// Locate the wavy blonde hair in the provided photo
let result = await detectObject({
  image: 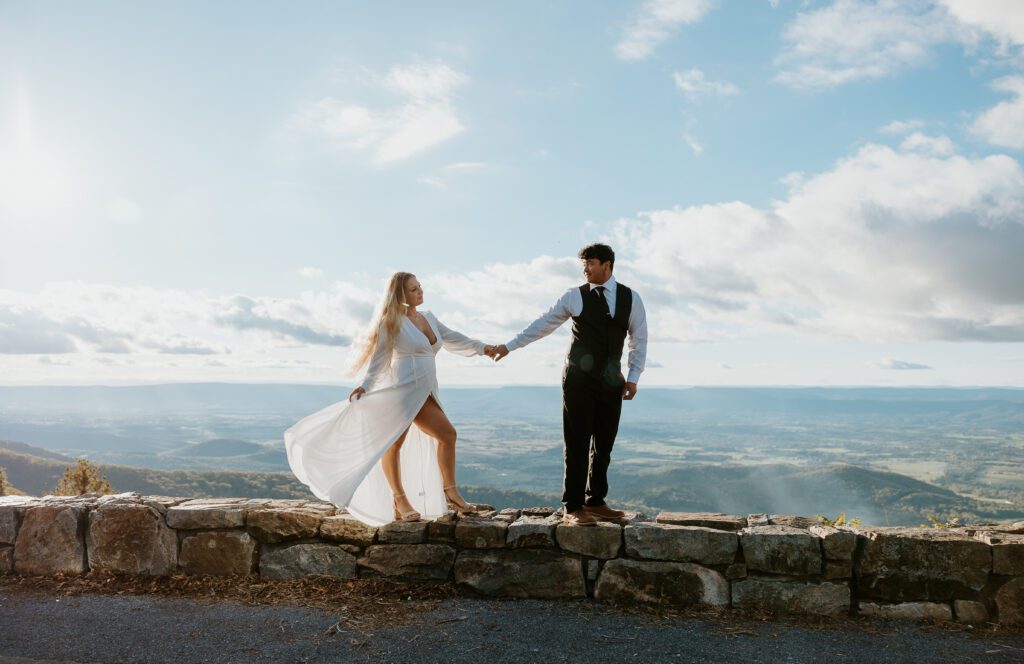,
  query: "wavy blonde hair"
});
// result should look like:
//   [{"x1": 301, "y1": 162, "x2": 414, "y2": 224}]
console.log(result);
[{"x1": 348, "y1": 271, "x2": 414, "y2": 376}]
